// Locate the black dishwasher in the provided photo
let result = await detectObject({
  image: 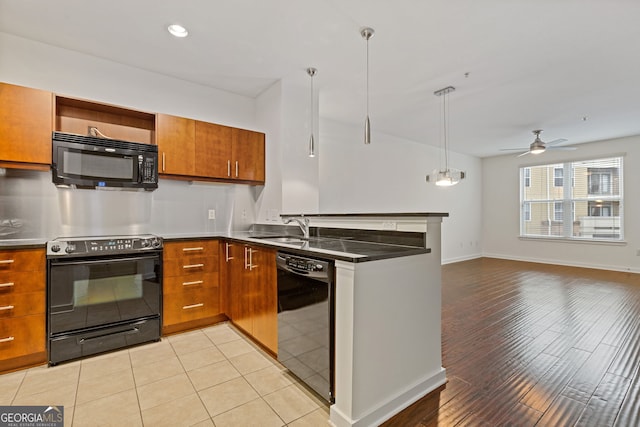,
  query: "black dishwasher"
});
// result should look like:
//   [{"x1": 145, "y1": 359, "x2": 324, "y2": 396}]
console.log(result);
[{"x1": 276, "y1": 251, "x2": 335, "y2": 403}]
